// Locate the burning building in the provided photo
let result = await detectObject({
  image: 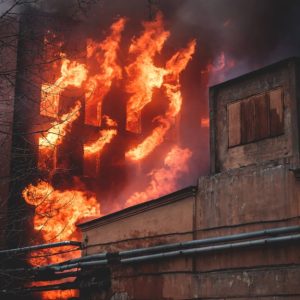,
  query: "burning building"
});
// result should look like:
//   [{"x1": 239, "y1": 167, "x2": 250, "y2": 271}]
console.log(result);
[{"x1": 1, "y1": 1, "x2": 300, "y2": 299}]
